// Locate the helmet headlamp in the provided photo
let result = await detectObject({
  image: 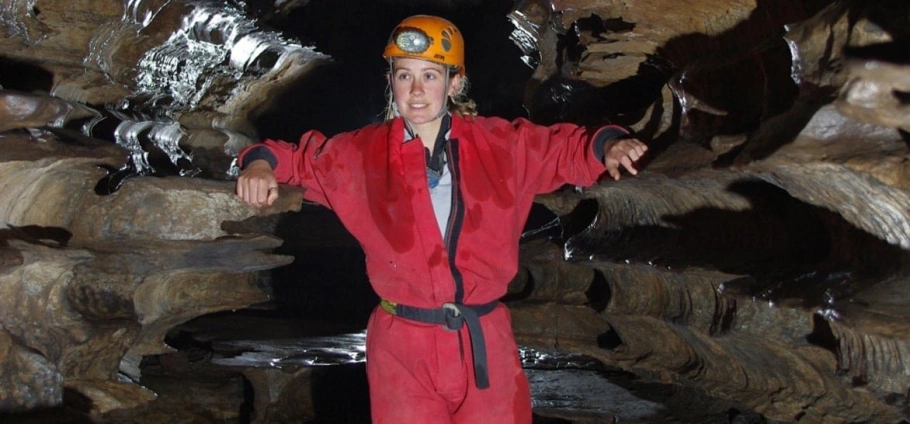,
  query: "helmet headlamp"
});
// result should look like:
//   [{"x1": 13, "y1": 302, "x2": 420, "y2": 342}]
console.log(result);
[{"x1": 393, "y1": 27, "x2": 431, "y2": 54}]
